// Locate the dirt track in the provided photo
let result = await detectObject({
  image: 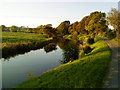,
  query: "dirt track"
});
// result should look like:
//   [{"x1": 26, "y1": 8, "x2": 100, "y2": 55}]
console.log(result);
[{"x1": 102, "y1": 38, "x2": 120, "y2": 88}]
